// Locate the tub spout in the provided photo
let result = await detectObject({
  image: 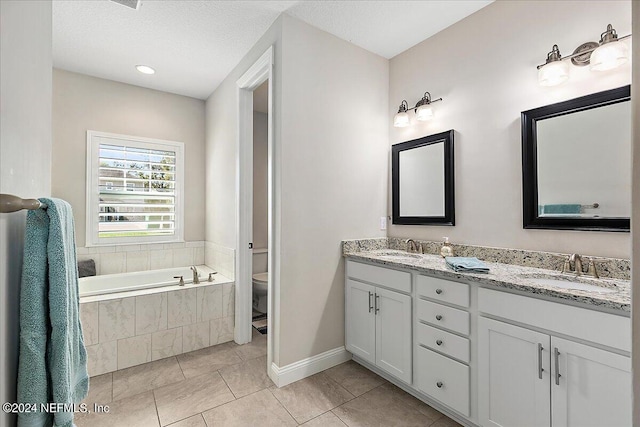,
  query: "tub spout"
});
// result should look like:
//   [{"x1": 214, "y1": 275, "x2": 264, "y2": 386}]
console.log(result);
[{"x1": 190, "y1": 266, "x2": 200, "y2": 284}]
